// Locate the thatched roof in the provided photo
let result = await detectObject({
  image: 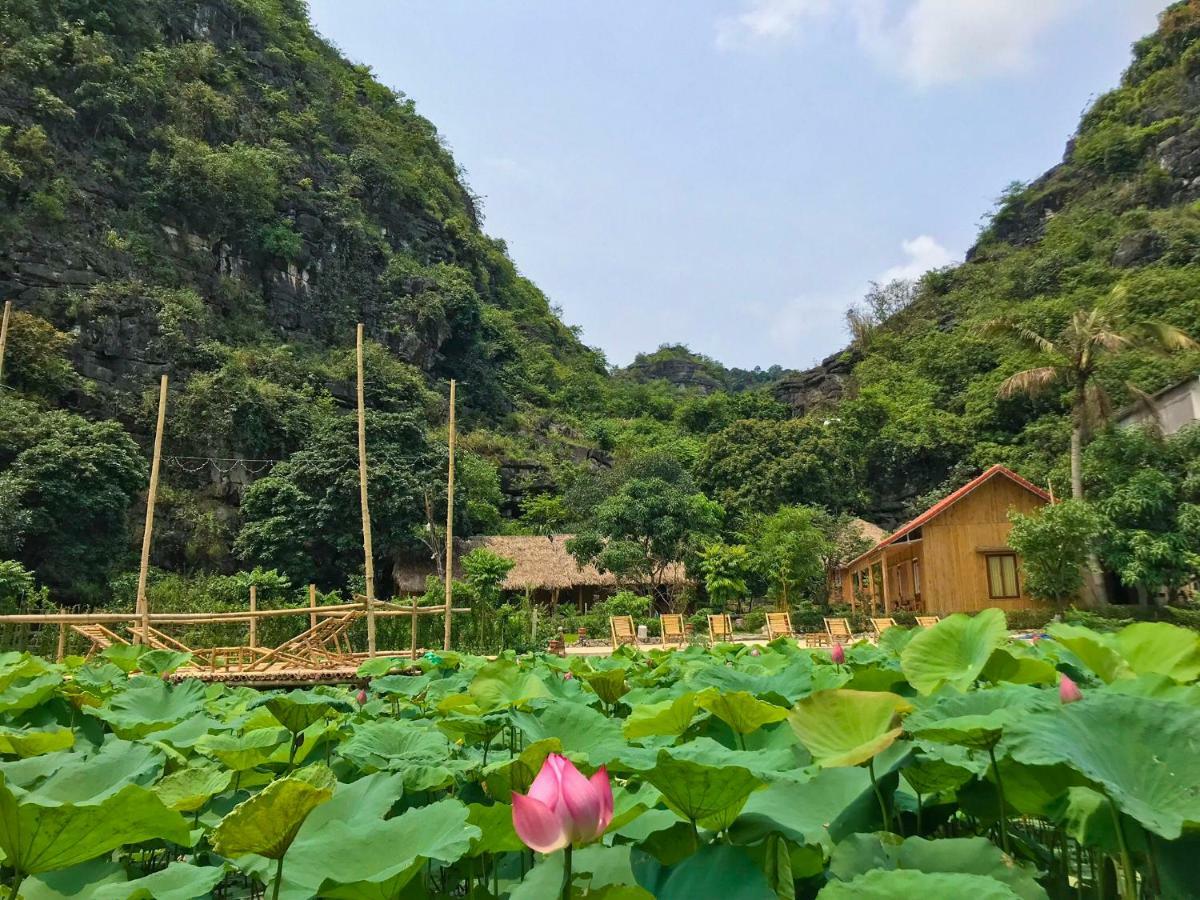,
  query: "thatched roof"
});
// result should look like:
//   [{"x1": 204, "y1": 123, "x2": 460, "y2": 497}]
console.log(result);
[
  {"x1": 393, "y1": 534, "x2": 689, "y2": 594},
  {"x1": 851, "y1": 518, "x2": 887, "y2": 545}
]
